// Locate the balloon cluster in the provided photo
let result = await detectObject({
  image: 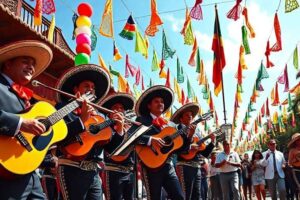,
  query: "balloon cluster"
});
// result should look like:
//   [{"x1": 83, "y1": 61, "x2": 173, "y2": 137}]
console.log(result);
[{"x1": 75, "y1": 3, "x2": 93, "y2": 66}]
